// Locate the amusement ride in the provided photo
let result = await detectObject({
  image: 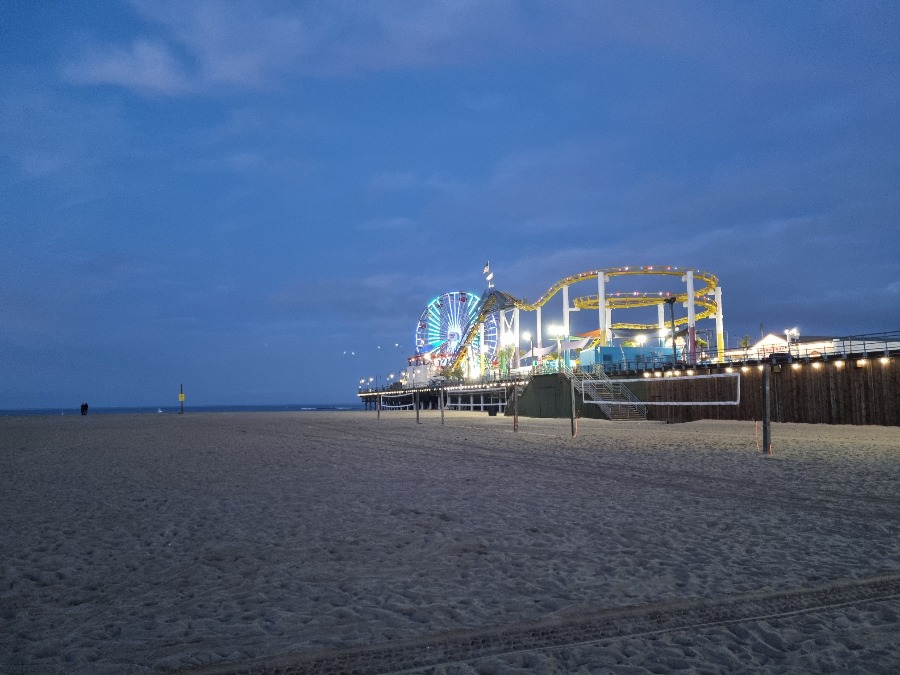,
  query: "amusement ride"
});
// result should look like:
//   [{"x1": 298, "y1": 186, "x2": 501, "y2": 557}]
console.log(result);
[{"x1": 405, "y1": 264, "x2": 726, "y2": 382}]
